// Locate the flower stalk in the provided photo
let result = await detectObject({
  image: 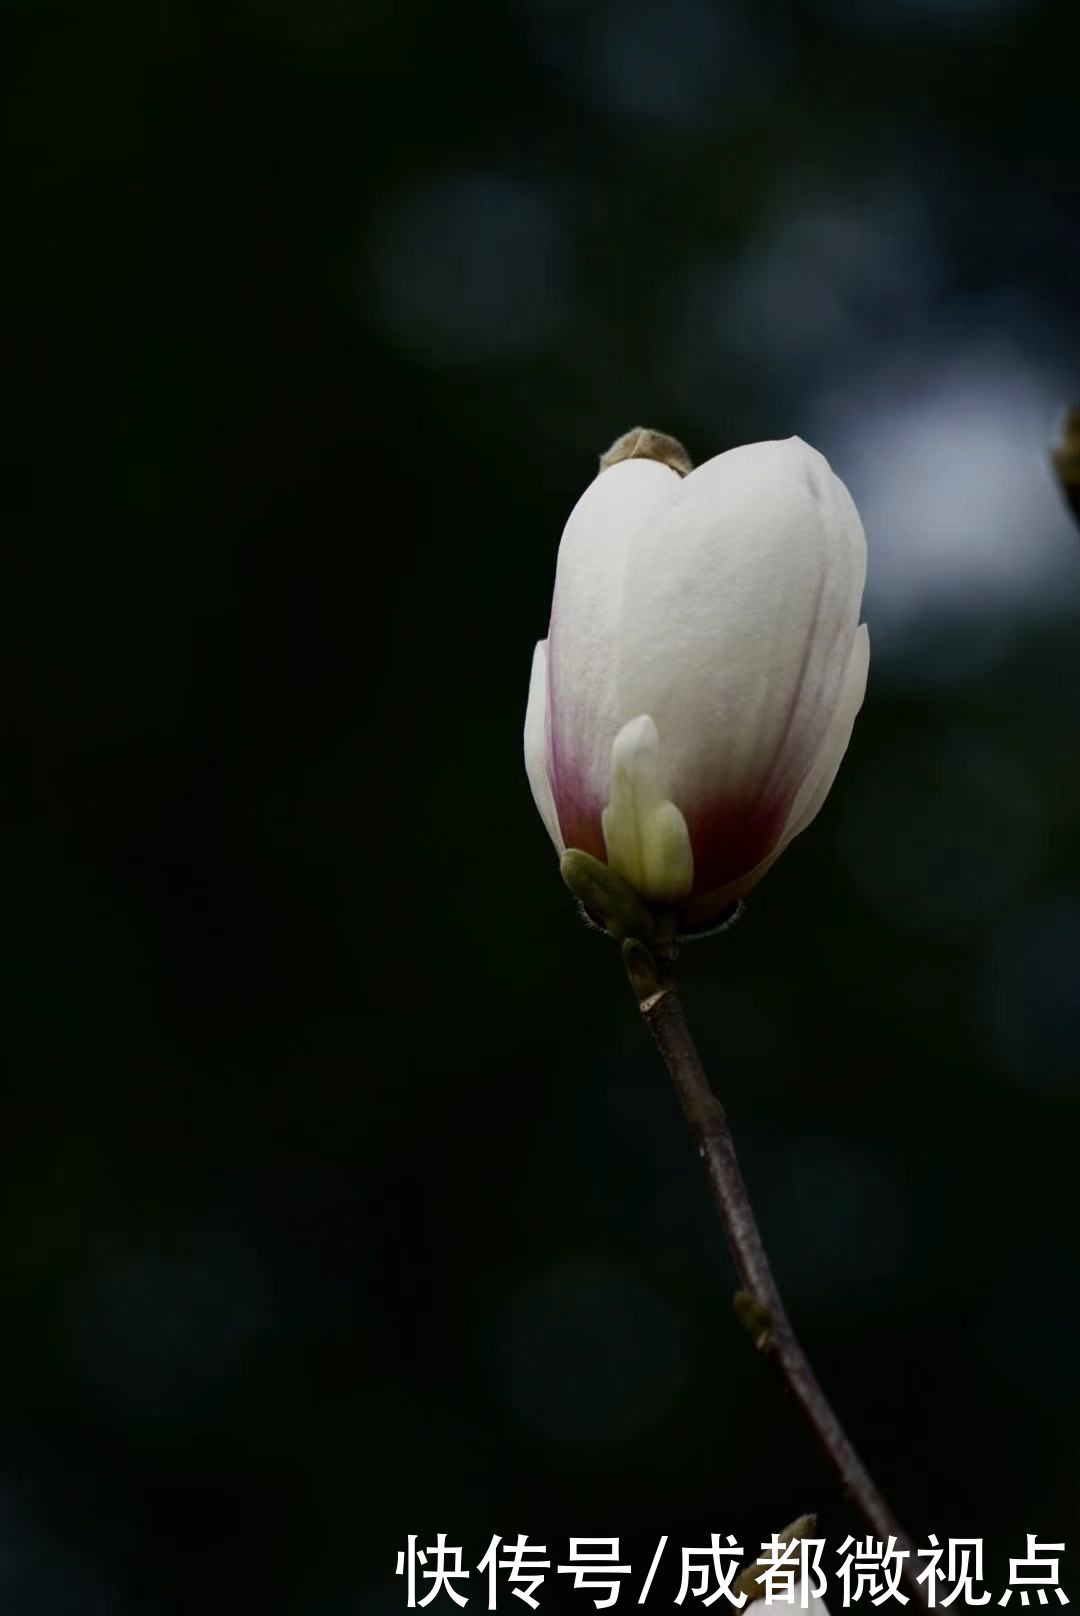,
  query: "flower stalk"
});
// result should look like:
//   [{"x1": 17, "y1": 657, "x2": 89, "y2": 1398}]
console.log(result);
[{"x1": 622, "y1": 931, "x2": 927, "y2": 1612}]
